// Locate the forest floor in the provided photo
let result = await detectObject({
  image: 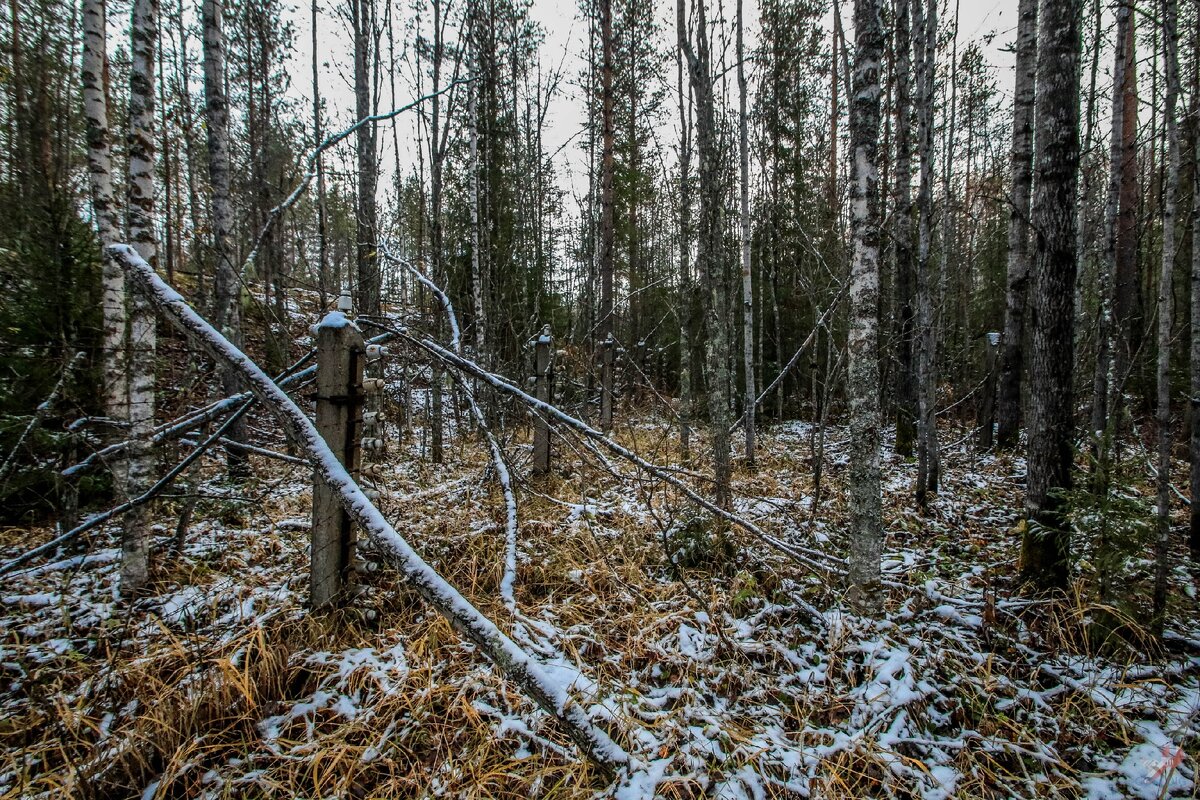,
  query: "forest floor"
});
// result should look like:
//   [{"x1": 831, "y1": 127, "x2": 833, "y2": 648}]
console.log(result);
[{"x1": 1, "y1": 303, "x2": 1199, "y2": 798}]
